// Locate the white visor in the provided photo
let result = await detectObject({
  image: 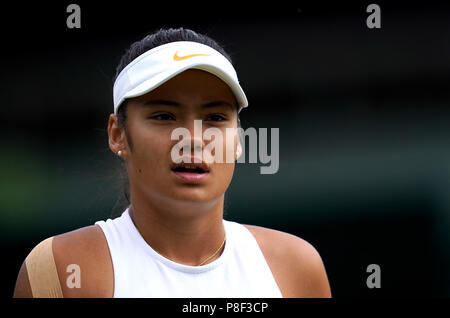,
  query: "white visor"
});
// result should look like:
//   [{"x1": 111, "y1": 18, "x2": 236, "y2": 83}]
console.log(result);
[{"x1": 113, "y1": 41, "x2": 248, "y2": 114}]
